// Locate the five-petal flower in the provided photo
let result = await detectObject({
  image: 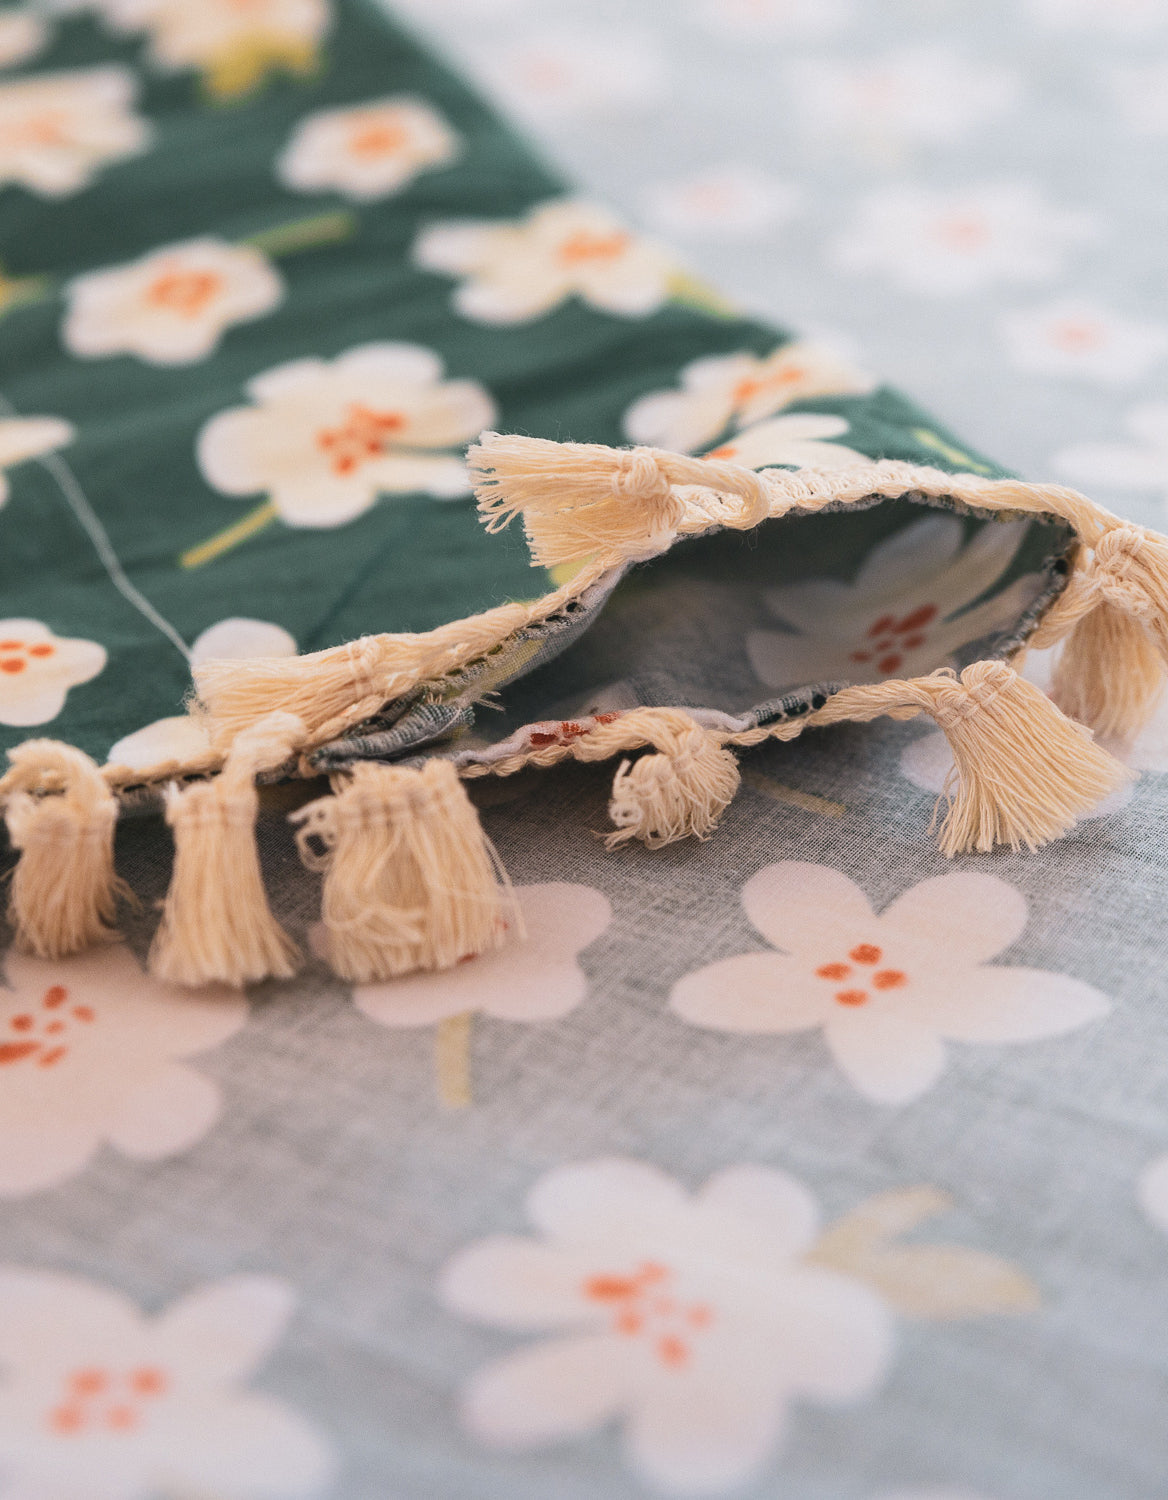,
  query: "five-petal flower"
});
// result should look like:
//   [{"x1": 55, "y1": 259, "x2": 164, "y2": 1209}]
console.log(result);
[
  {"x1": 278, "y1": 95, "x2": 460, "y2": 200},
  {"x1": 442, "y1": 1157, "x2": 893, "y2": 1495},
  {"x1": 624, "y1": 342, "x2": 875, "y2": 455},
  {"x1": 197, "y1": 341, "x2": 496, "y2": 527},
  {"x1": 63, "y1": 237, "x2": 284, "y2": 366},
  {"x1": 414, "y1": 198, "x2": 678, "y2": 324},
  {"x1": 0, "y1": 942, "x2": 245, "y2": 1196},
  {"x1": 671, "y1": 863, "x2": 1109, "y2": 1104},
  {"x1": 0, "y1": 1269, "x2": 334, "y2": 1496},
  {"x1": 0, "y1": 618, "x2": 105, "y2": 728},
  {"x1": 0, "y1": 66, "x2": 150, "y2": 197},
  {"x1": 746, "y1": 511, "x2": 1042, "y2": 693}
]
